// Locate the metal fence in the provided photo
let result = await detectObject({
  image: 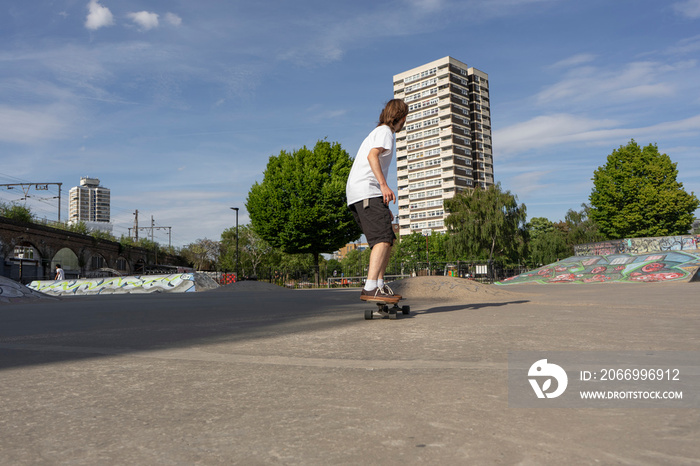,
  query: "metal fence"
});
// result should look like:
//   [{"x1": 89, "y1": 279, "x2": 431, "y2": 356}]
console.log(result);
[{"x1": 220, "y1": 261, "x2": 531, "y2": 288}]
